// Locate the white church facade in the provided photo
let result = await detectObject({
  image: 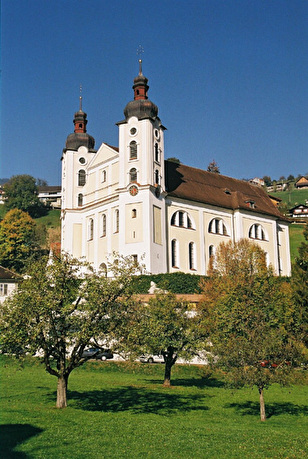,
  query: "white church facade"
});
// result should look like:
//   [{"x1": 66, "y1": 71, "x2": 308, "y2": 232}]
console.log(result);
[{"x1": 61, "y1": 61, "x2": 291, "y2": 277}]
